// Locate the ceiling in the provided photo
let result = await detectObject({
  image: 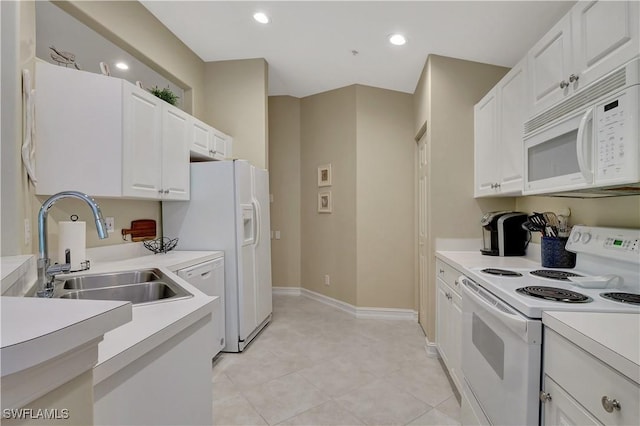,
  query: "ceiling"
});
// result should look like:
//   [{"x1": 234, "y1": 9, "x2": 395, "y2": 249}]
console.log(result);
[{"x1": 141, "y1": 1, "x2": 575, "y2": 98}]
